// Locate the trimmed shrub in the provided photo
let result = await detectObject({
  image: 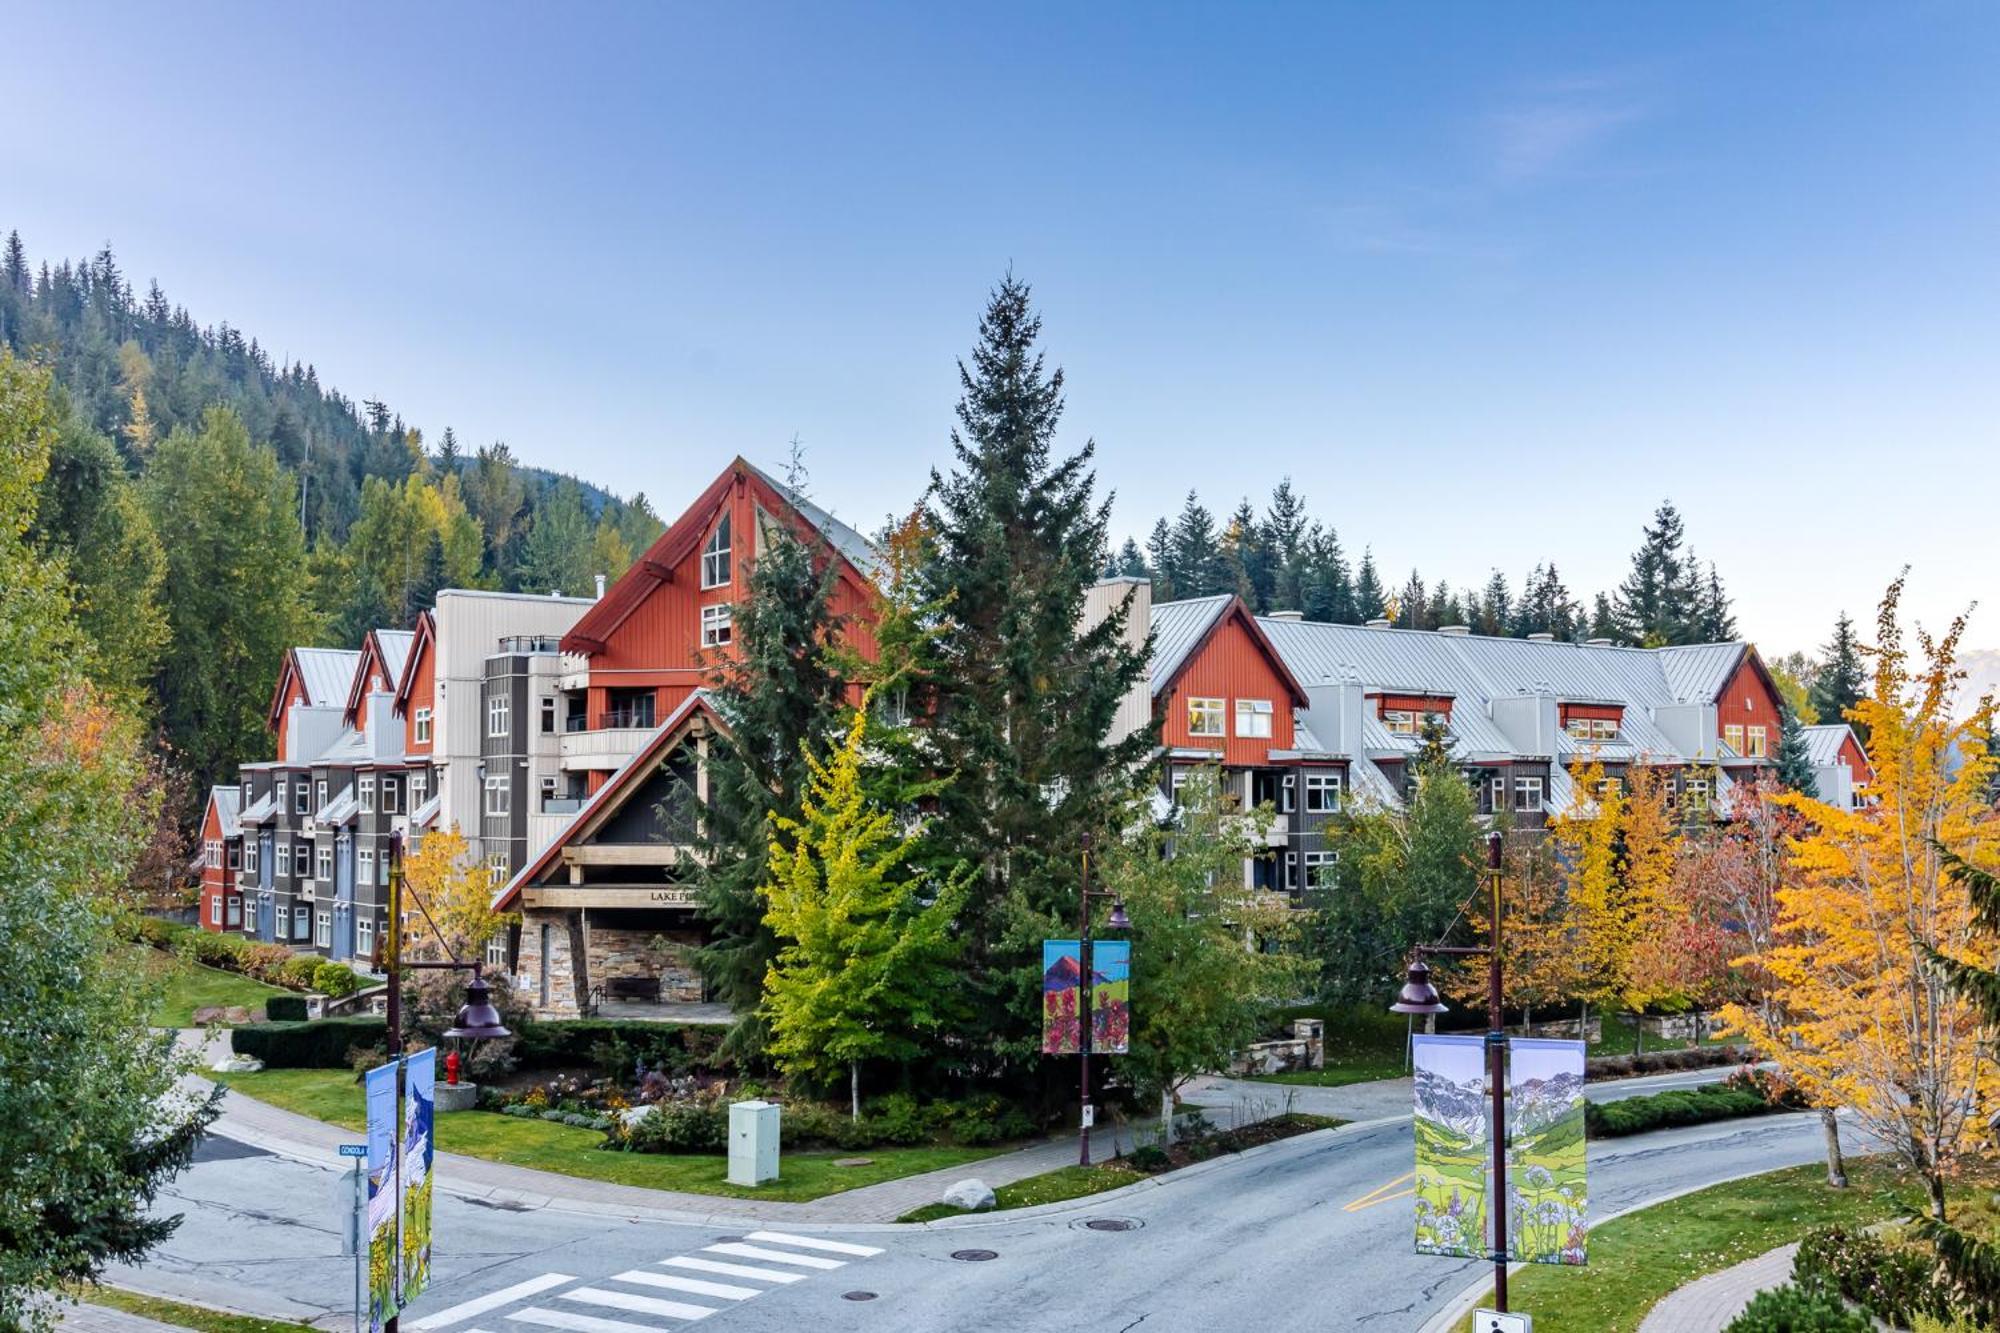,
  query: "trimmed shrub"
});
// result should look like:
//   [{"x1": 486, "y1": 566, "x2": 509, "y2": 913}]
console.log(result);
[
  {"x1": 265, "y1": 995, "x2": 310, "y2": 1022},
  {"x1": 1722, "y1": 1282, "x2": 1872, "y2": 1332},
  {"x1": 231, "y1": 1017, "x2": 387, "y2": 1069},
  {"x1": 622, "y1": 1103, "x2": 727, "y2": 1154},
  {"x1": 1586, "y1": 1082, "x2": 1782, "y2": 1137},
  {"x1": 313, "y1": 962, "x2": 362, "y2": 999},
  {"x1": 277, "y1": 956, "x2": 321, "y2": 991},
  {"x1": 512, "y1": 1020, "x2": 727, "y2": 1075},
  {"x1": 1587, "y1": 1044, "x2": 1750, "y2": 1080},
  {"x1": 241, "y1": 944, "x2": 294, "y2": 984}
]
